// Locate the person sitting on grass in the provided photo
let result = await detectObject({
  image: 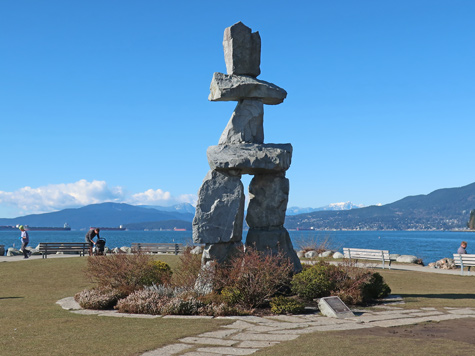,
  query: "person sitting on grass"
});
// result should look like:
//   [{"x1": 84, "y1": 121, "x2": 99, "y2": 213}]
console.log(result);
[{"x1": 85, "y1": 228, "x2": 100, "y2": 256}]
